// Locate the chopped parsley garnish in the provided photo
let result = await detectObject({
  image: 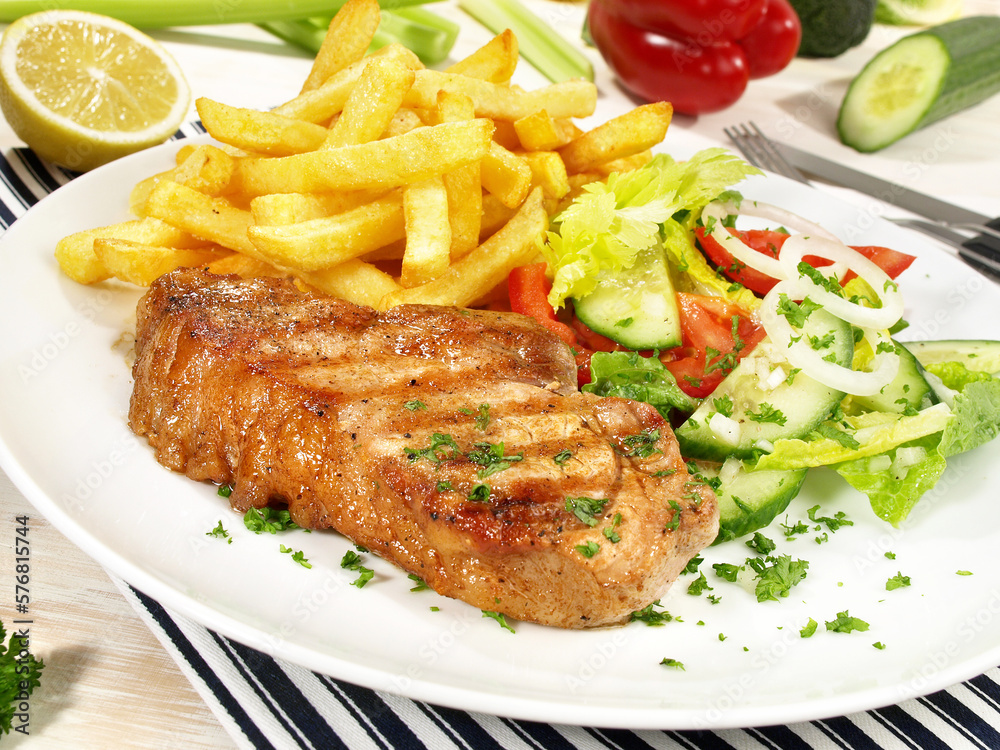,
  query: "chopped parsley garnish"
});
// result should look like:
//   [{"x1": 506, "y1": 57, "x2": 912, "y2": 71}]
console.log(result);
[
  {"x1": 244, "y1": 507, "x2": 300, "y2": 534},
  {"x1": 807, "y1": 505, "x2": 853, "y2": 532},
  {"x1": 957, "y1": 570, "x2": 973, "y2": 576},
  {"x1": 747, "y1": 402, "x2": 787, "y2": 425},
  {"x1": 797, "y1": 261, "x2": 843, "y2": 294},
  {"x1": 553, "y1": 448, "x2": 573, "y2": 466},
  {"x1": 800, "y1": 618, "x2": 818, "y2": 638},
  {"x1": 436, "y1": 480, "x2": 454, "y2": 492},
  {"x1": 684, "y1": 555, "x2": 703, "y2": 575},
  {"x1": 615, "y1": 317, "x2": 634, "y2": 328},
  {"x1": 280, "y1": 545, "x2": 312, "y2": 569},
  {"x1": 618, "y1": 428, "x2": 662, "y2": 459},
  {"x1": 747, "y1": 554, "x2": 809, "y2": 602},
  {"x1": 217, "y1": 484, "x2": 232, "y2": 498},
  {"x1": 630, "y1": 600, "x2": 673, "y2": 626},
  {"x1": 340, "y1": 549, "x2": 374, "y2": 587},
  {"x1": 467, "y1": 483, "x2": 491, "y2": 503},
  {"x1": 565, "y1": 496, "x2": 609, "y2": 527},
  {"x1": 466, "y1": 441, "x2": 524, "y2": 478},
  {"x1": 603, "y1": 512, "x2": 623, "y2": 543},
  {"x1": 776, "y1": 294, "x2": 821, "y2": 328},
  {"x1": 404, "y1": 432, "x2": 461, "y2": 465},
  {"x1": 781, "y1": 518, "x2": 811, "y2": 539},
  {"x1": 745, "y1": 532, "x2": 776, "y2": 555},
  {"x1": 665, "y1": 500, "x2": 683, "y2": 532},
  {"x1": 575, "y1": 541, "x2": 600, "y2": 558},
  {"x1": 206, "y1": 521, "x2": 232, "y2": 544},
  {"x1": 482, "y1": 610, "x2": 515, "y2": 633},
  {"x1": 403, "y1": 399, "x2": 427, "y2": 411},
  {"x1": 713, "y1": 394, "x2": 735, "y2": 418},
  {"x1": 886, "y1": 572, "x2": 911, "y2": 591},
  {"x1": 407, "y1": 574, "x2": 430, "y2": 591},
  {"x1": 712, "y1": 562, "x2": 741, "y2": 582},
  {"x1": 659, "y1": 658, "x2": 685, "y2": 670},
  {"x1": 884, "y1": 551, "x2": 896, "y2": 560},
  {"x1": 825, "y1": 611, "x2": 870, "y2": 634},
  {"x1": 686, "y1": 572, "x2": 713, "y2": 596}
]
